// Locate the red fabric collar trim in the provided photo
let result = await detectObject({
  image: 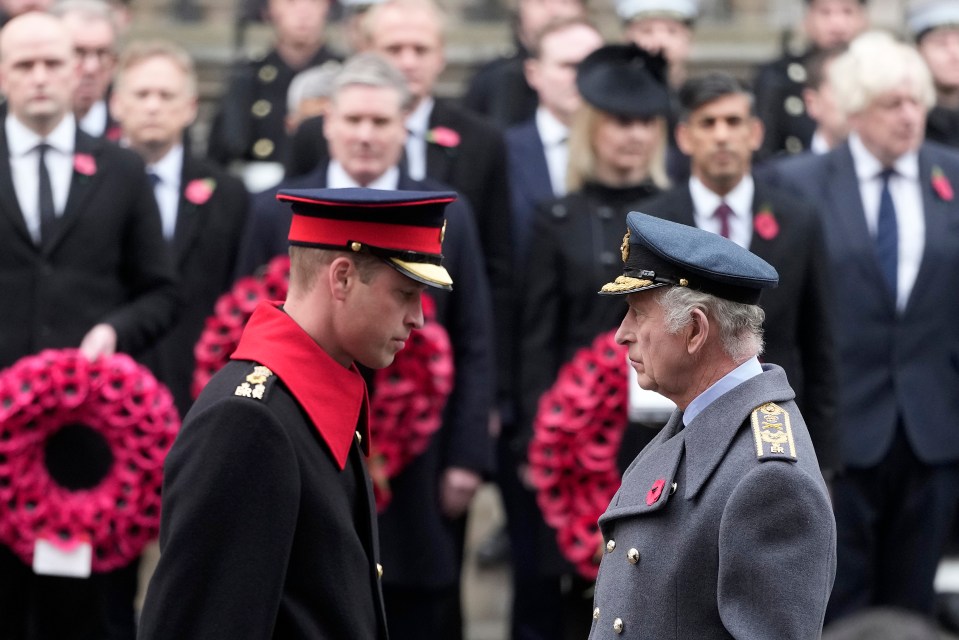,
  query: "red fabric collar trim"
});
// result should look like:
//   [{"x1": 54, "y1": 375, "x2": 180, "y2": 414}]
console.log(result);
[{"x1": 230, "y1": 301, "x2": 370, "y2": 470}]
